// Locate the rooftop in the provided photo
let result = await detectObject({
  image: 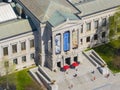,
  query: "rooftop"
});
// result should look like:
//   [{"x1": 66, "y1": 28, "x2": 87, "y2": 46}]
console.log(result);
[
  {"x1": 0, "y1": 19, "x2": 35, "y2": 40},
  {"x1": 0, "y1": 2, "x2": 17, "y2": 23},
  {"x1": 17, "y1": 0, "x2": 78, "y2": 22},
  {"x1": 69, "y1": 0, "x2": 120, "y2": 17},
  {"x1": 48, "y1": 11, "x2": 79, "y2": 27}
]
